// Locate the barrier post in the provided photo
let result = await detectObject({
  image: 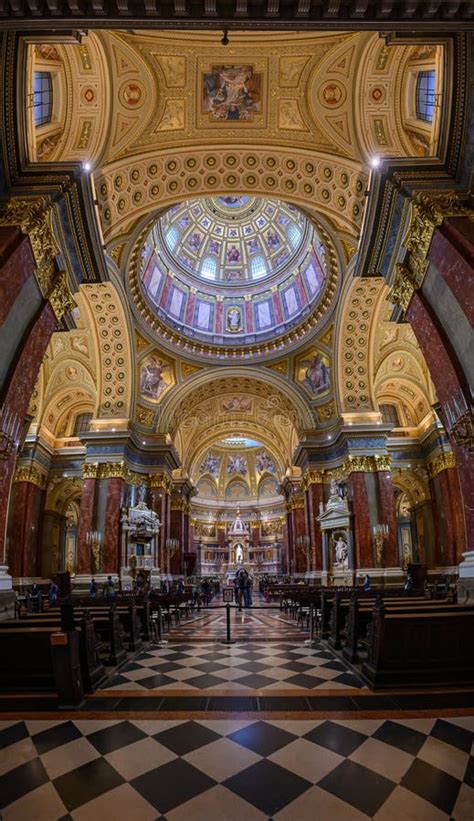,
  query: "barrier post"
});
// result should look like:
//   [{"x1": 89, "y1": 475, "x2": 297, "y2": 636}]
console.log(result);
[
  {"x1": 304, "y1": 603, "x2": 317, "y2": 647},
  {"x1": 156, "y1": 604, "x2": 168, "y2": 647},
  {"x1": 221, "y1": 602, "x2": 236, "y2": 645}
]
